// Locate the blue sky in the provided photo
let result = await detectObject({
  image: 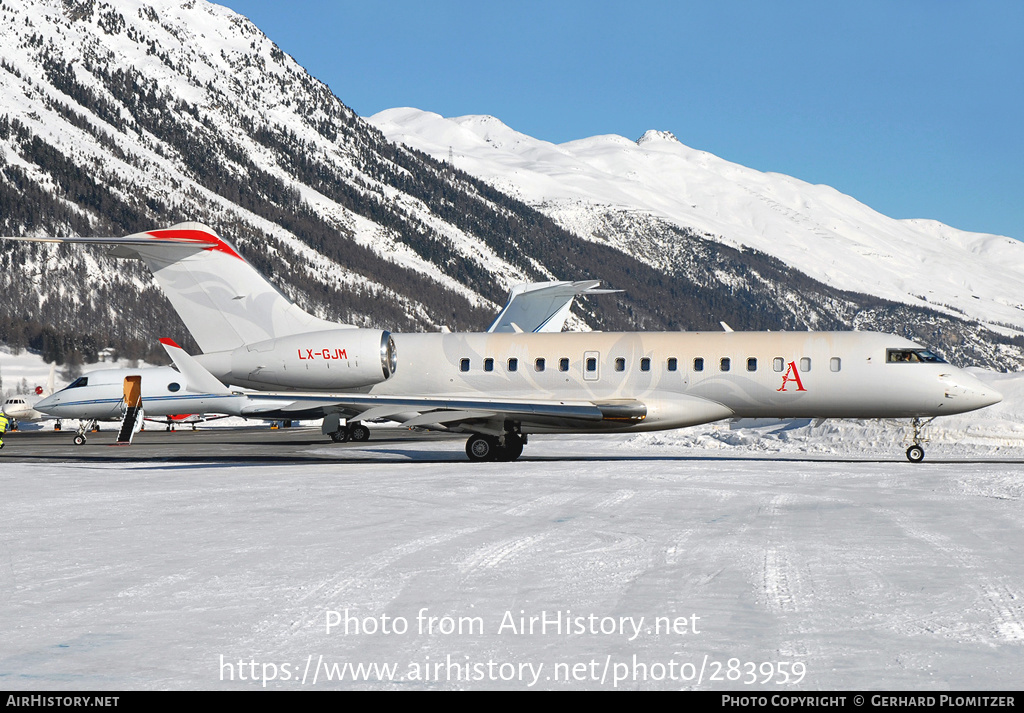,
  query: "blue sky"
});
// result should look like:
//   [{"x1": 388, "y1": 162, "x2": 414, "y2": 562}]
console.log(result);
[{"x1": 223, "y1": 0, "x2": 1023, "y2": 241}]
